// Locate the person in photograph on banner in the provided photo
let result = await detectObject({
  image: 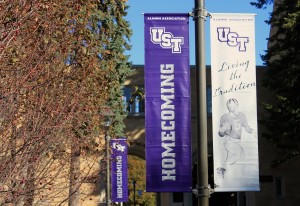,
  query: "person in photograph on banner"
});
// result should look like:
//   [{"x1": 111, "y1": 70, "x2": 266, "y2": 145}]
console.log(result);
[
  {"x1": 216, "y1": 98, "x2": 256, "y2": 179},
  {"x1": 214, "y1": 97, "x2": 259, "y2": 191}
]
